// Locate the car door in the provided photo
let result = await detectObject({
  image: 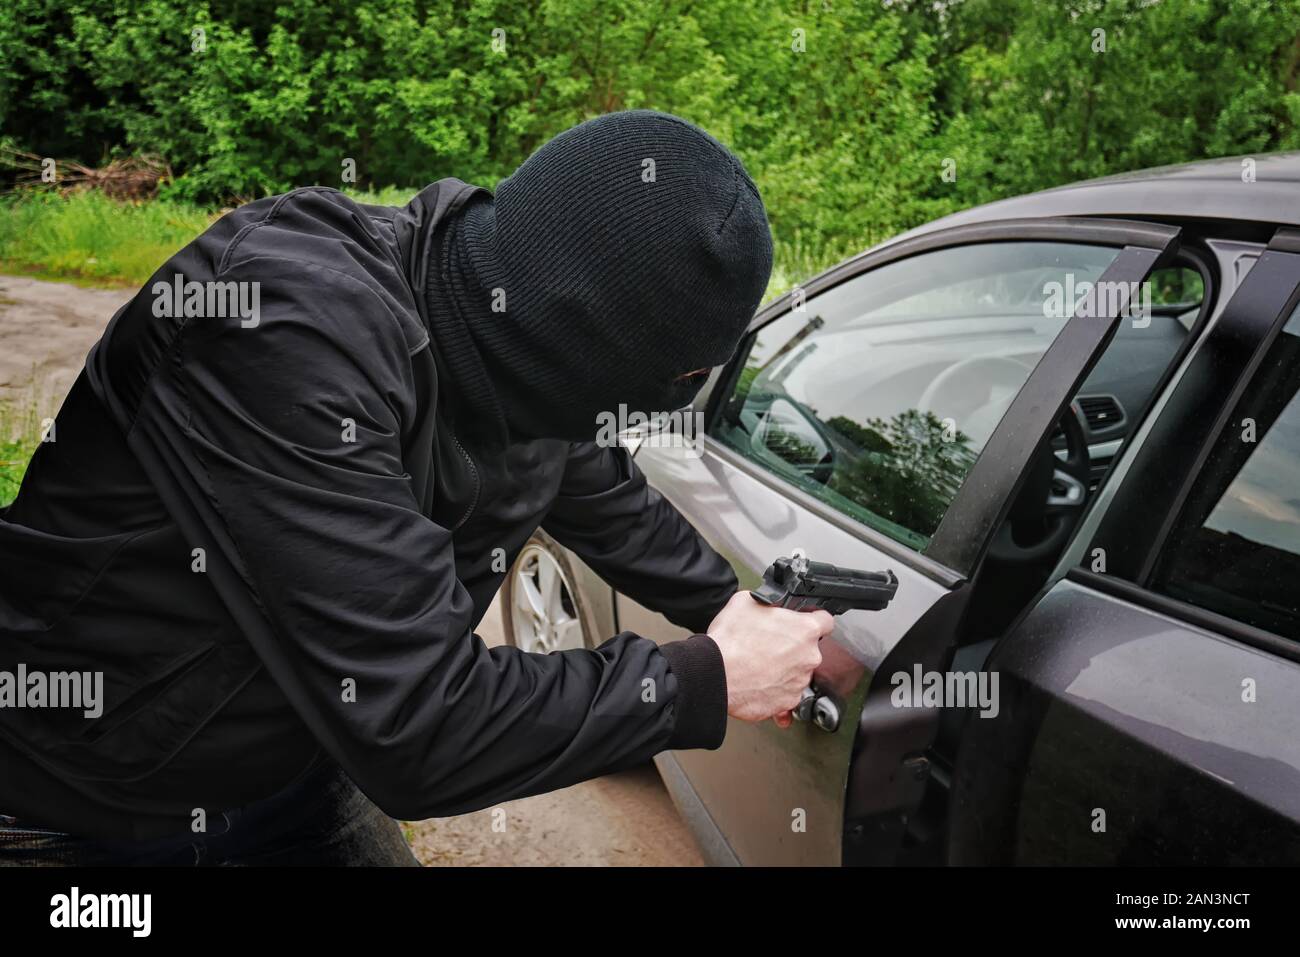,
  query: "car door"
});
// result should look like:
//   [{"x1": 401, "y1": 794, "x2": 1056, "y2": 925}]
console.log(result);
[
  {"x1": 617, "y1": 217, "x2": 1180, "y2": 865},
  {"x1": 950, "y1": 227, "x2": 1300, "y2": 864}
]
